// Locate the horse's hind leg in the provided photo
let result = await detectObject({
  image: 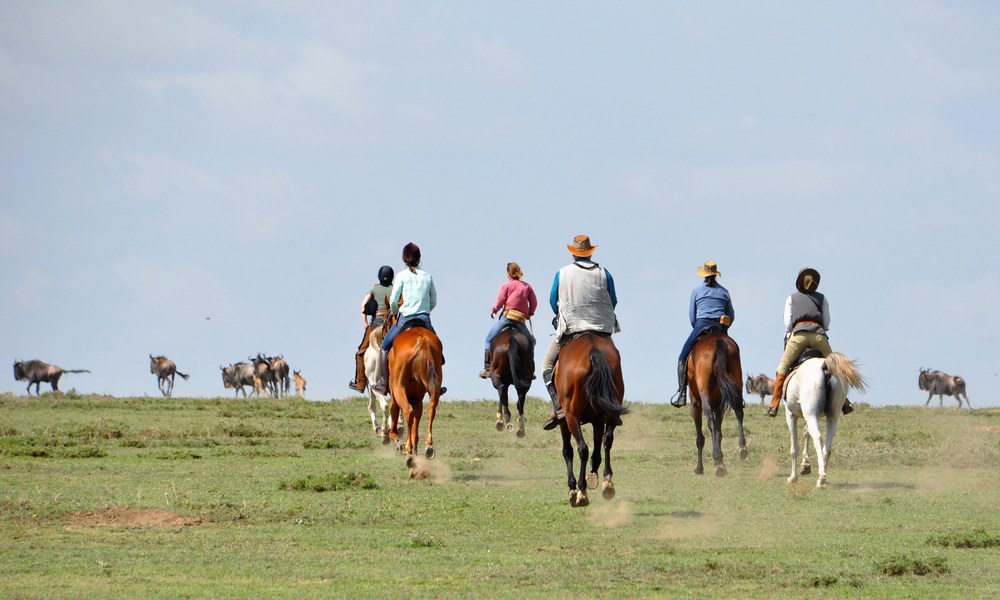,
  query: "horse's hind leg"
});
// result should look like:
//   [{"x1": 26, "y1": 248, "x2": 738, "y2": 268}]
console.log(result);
[
  {"x1": 573, "y1": 425, "x2": 590, "y2": 507},
  {"x1": 600, "y1": 427, "x2": 617, "y2": 500},
  {"x1": 708, "y1": 407, "x2": 726, "y2": 477},
  {"x1": 805, "y1": 416, "x2": 826, "y2": 488},
  {"x1": 786, "y1": 415, "x2": 801, "y2": 484},
  {"x1": 799, "y1": 432, "x2": 812, "y2": 475},
  {"x1": 514, "y1": 388, "x2": 527, "y2": 438},
  {"x1": 586, "y1": 423, "x2": 605, "y2": 490},
  {"x1": 424, "y1": 395, "x2": 438, "y2": 460},
  {"x1": 732, "y1": 401, "x2": 749, "y2": 461},
  {"x1": 692, "y1": 404, "x2": 705, "y2": 475}
]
